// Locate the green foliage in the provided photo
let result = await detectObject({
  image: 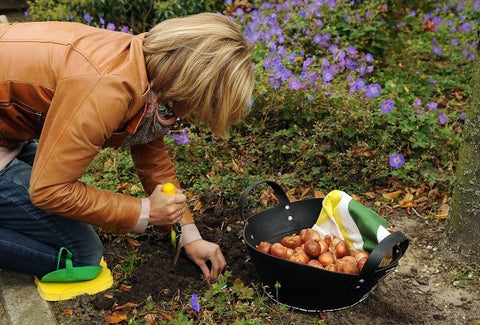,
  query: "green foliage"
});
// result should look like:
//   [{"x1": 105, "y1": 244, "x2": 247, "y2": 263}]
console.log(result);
[
  {"x1": 81, "y1": 148, "x2": 144, "y2": 196},
  {"x1": 26, "y1": 0, "x2": 225, "y2": 33},
  {"x1": 126, "y1": 271, "x2": 329, "y2": 324}
]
